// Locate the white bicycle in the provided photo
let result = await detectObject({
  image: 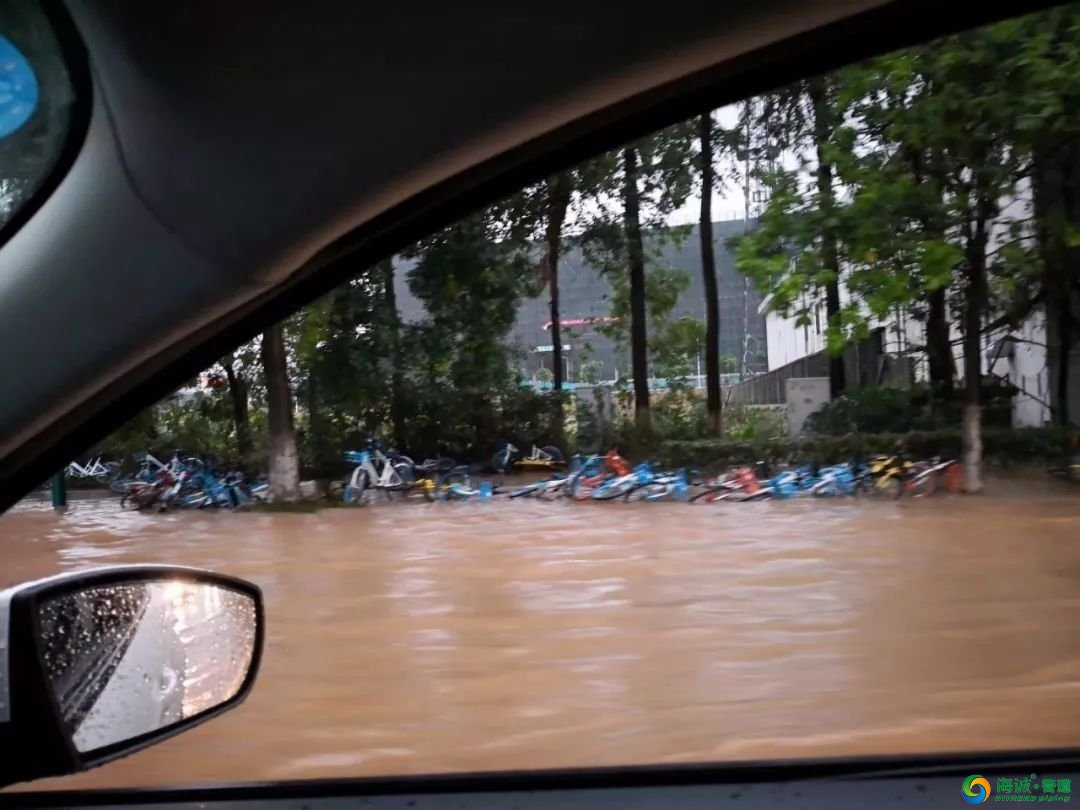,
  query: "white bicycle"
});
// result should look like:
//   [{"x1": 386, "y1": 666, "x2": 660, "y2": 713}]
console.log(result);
[
  {"x1": 342, "y1": 444, "x2": 415, "y2": 503},
  {"x1": 137, "y1": 450, "x2": 193, "y2": 477},
  {"x1": 65, "y1": 455, "x2": 121, "y2": 483}
]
